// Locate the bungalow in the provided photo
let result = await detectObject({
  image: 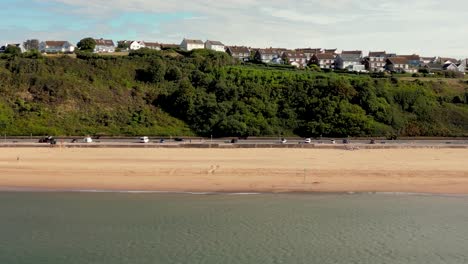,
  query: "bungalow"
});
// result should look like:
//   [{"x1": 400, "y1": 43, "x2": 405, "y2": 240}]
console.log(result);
[
  {"x1": 423, "y1": 63, "x2": 444, "y2": 73},
  {"x1": 205, "y1": 40, "x2": 225, "y2": 52},
  {"x1": 226, "y1": 46, "x2": 251, "y2": 61},
  {"x1": 365, "y1": 51, "x2": 387, "y2": 72},
  {"x1": 309, "y1": 53, "x2": 336, "y2": 69},
  {"x1": 39, "y1": 41, "x2": 75, "y2": 53},
  {"x1": 180, "y1": 39, "x2": 204, "y2": 51},
  {"x1": 143, "y1": 42, "x2": 161, "y2": 50},
  {"x1": 94, "y1": 38, "x2": 115, "y2": 53},
  {"x1": 254, "y1": 48, "x2": 283, "y2": 63},
  {"x1": 437, "y1": 57, "x2": 459, "y2": 65},
  {"x1": 335, "y1": 50, "x2": 365, "y2": 71},
  {"x1": 385, "y1": 57, "x2": 411, "y2": 73},
  {"x1": 282, "y1": 51, "x2": 307, "y2": 68}
]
